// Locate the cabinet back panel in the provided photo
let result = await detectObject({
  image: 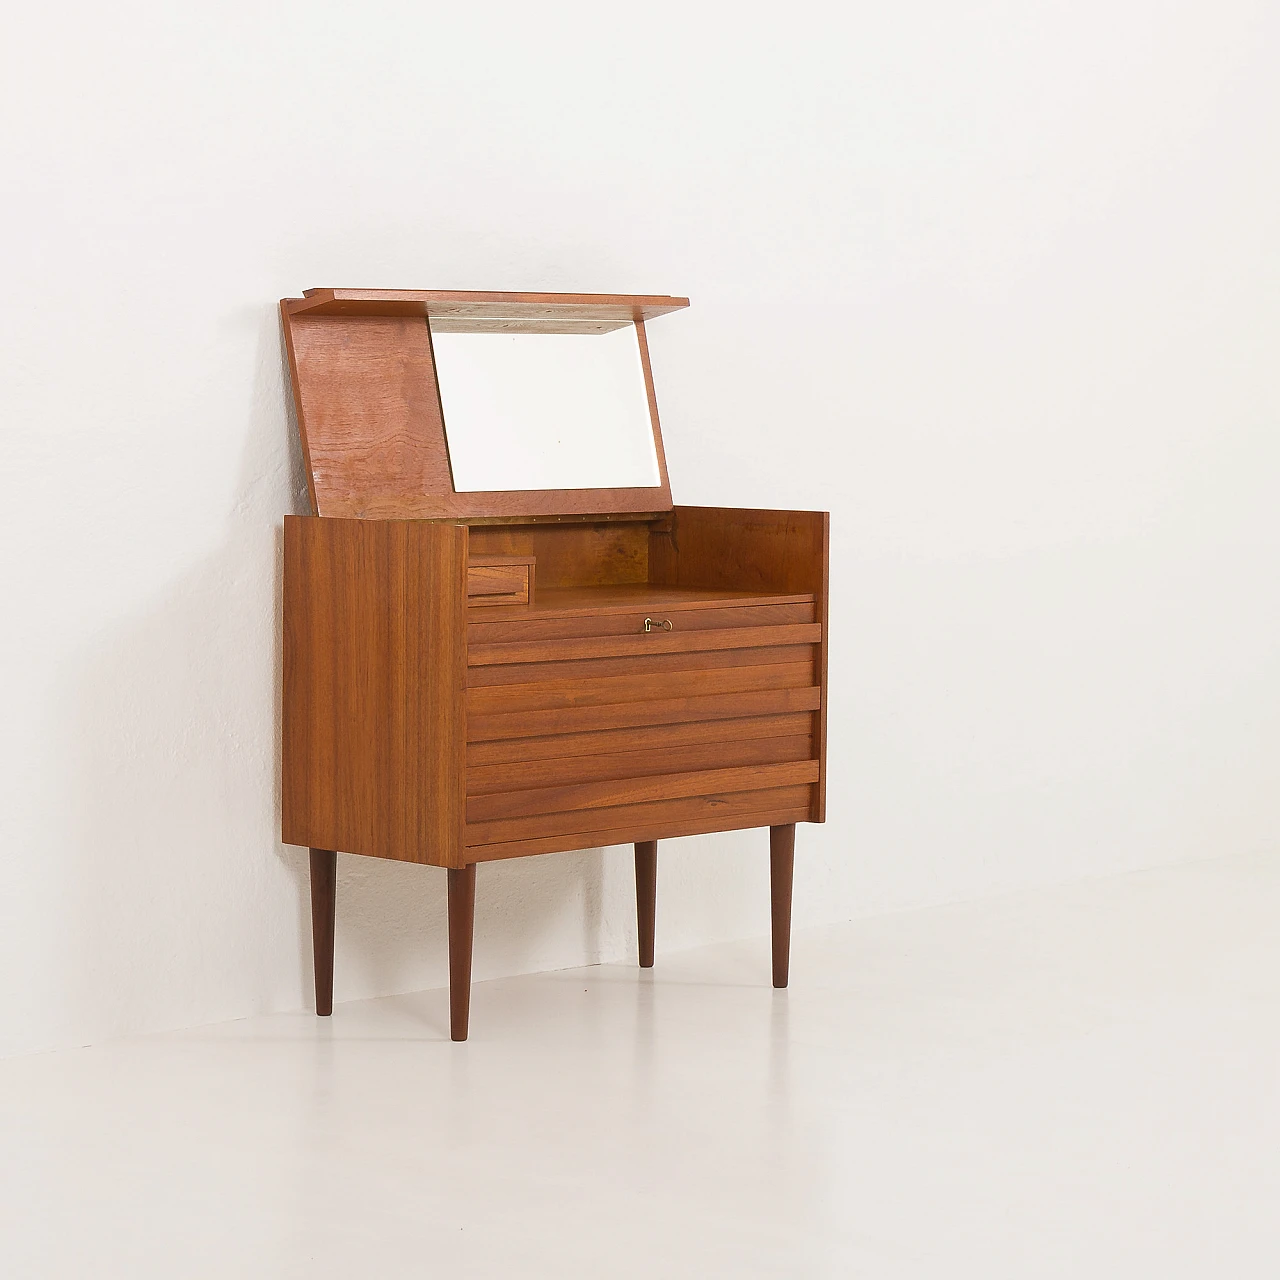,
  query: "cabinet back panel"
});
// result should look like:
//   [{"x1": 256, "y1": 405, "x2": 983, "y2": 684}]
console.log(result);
[{"x1": 466, "y1": 523, "x2": 649, "y2": 588}]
